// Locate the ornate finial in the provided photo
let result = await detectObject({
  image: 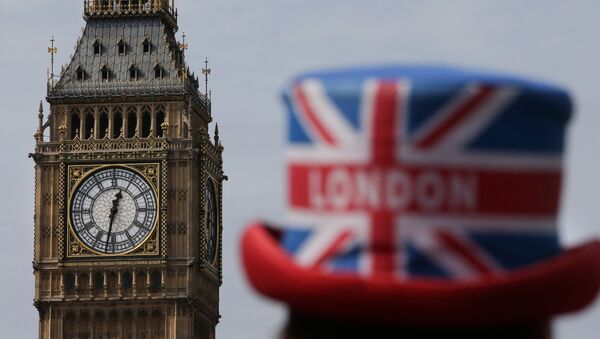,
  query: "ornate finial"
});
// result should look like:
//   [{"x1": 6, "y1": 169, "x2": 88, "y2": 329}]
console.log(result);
[
  {"x1": 58, "y1": 125, "x2": 67, "y2": 141},
  {"x1": 48, "y1": 36, "x2": 58, "y2": 89},
  {"x1": 104, "y1": 128, "x2": 109, "y2": 139},
  {"x1": 179, "y1": 32, "x2": 188, "y2": 51},
  {"x1": 161, "y1": 121, "x2": 169, "y2": 139},
  {"x1": 89, "y1": 128, "x2": 94, "y2": 139},
  {"x1": 202, "y1": 58, "x2": 211, "y2": 100},
  {"x1": 214, "y1": 123, "x2": 220, "y2": 145},
  {"x1": 37, "y1": 101, "x2": 44, "y2": 143},
  {"x1": 119, "y1": 127, "x2": 124, "y2": 137},
  {"x1": 34, "y1": 131, "x2": 42, "y2": 143},
  {"x1": 74, "y1": 128, "x2": 80, "y2": 139}
]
